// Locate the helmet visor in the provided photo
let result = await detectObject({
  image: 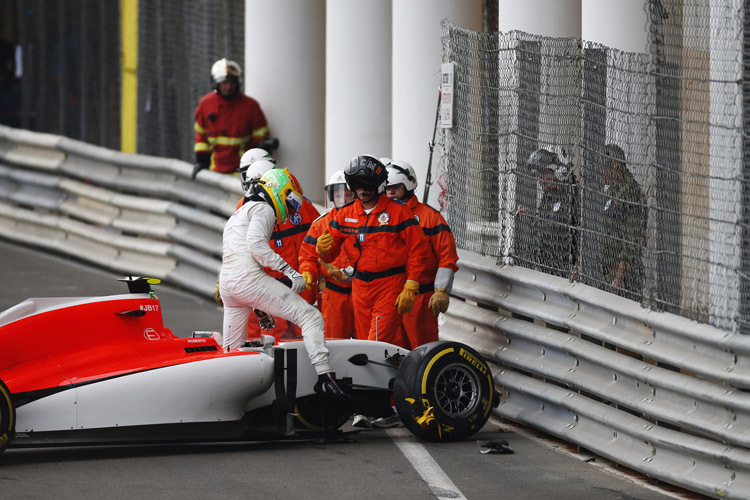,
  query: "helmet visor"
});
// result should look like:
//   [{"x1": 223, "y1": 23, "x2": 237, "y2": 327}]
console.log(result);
[
  {"x1": 238, "y1": 168, "x2": 249, "y2": 189},
  {"x1": 346, "y1": 176, "x2": 380, "y2": 192},
  {"x1": 326, "y1": 184, "x2": 353, "y2": 209},
  {"x1": 286, "y1": 190, "x2": 303, "y2": 214}
]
